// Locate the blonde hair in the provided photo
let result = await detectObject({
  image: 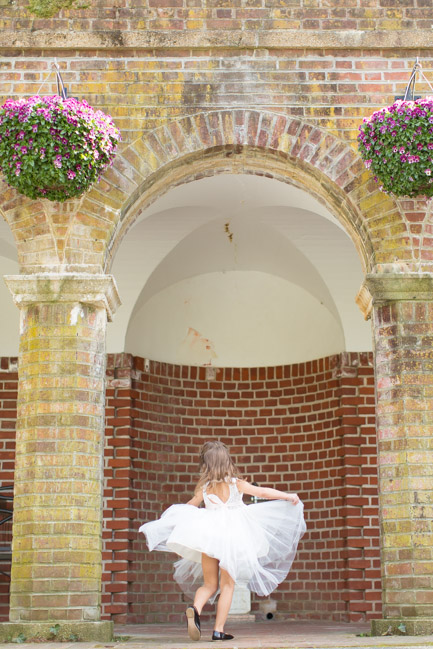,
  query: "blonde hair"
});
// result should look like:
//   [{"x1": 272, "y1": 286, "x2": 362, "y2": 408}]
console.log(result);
[{"x1": 196, "y1": 440, "x2": 241, "y2": 491}]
